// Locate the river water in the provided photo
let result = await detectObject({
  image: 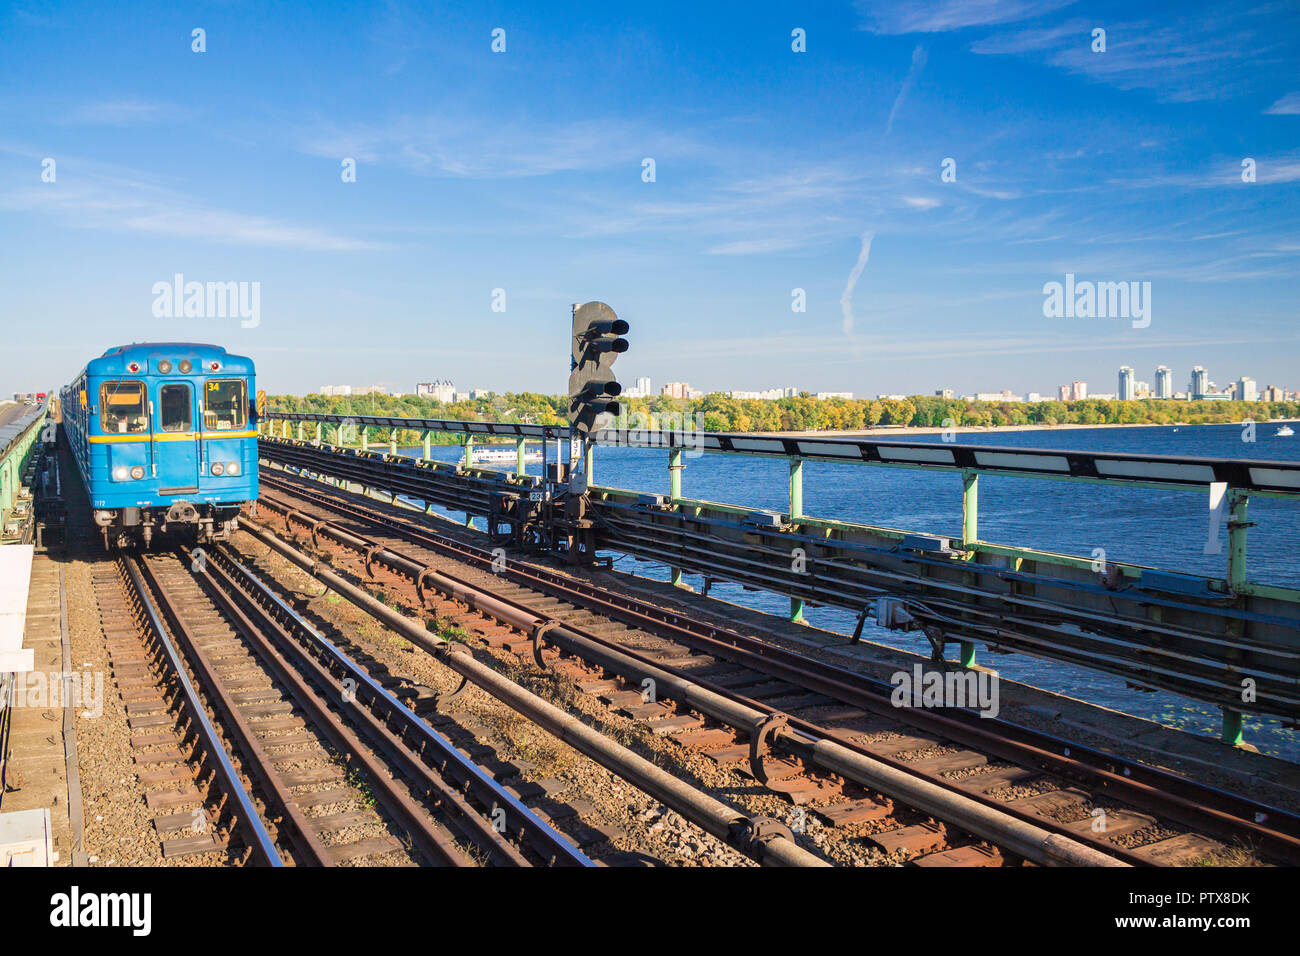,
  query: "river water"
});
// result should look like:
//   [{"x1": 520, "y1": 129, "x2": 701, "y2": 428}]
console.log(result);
[{"x1": 397, "y1": 424, "x2": 1299, "y2": 760}]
